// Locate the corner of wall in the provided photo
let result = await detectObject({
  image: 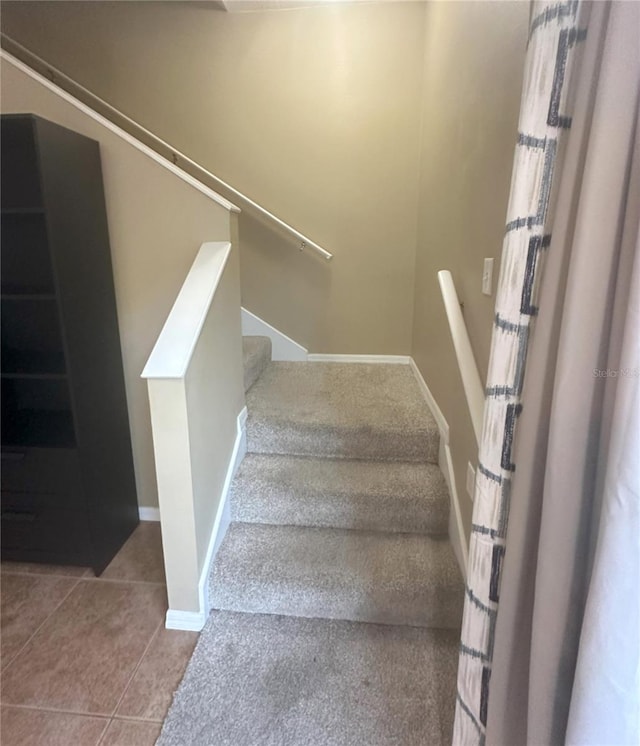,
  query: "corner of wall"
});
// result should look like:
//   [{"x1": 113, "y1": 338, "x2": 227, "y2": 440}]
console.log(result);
[{"x1": 409, "y1": 359, "x2": 468, "y2": 579}]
